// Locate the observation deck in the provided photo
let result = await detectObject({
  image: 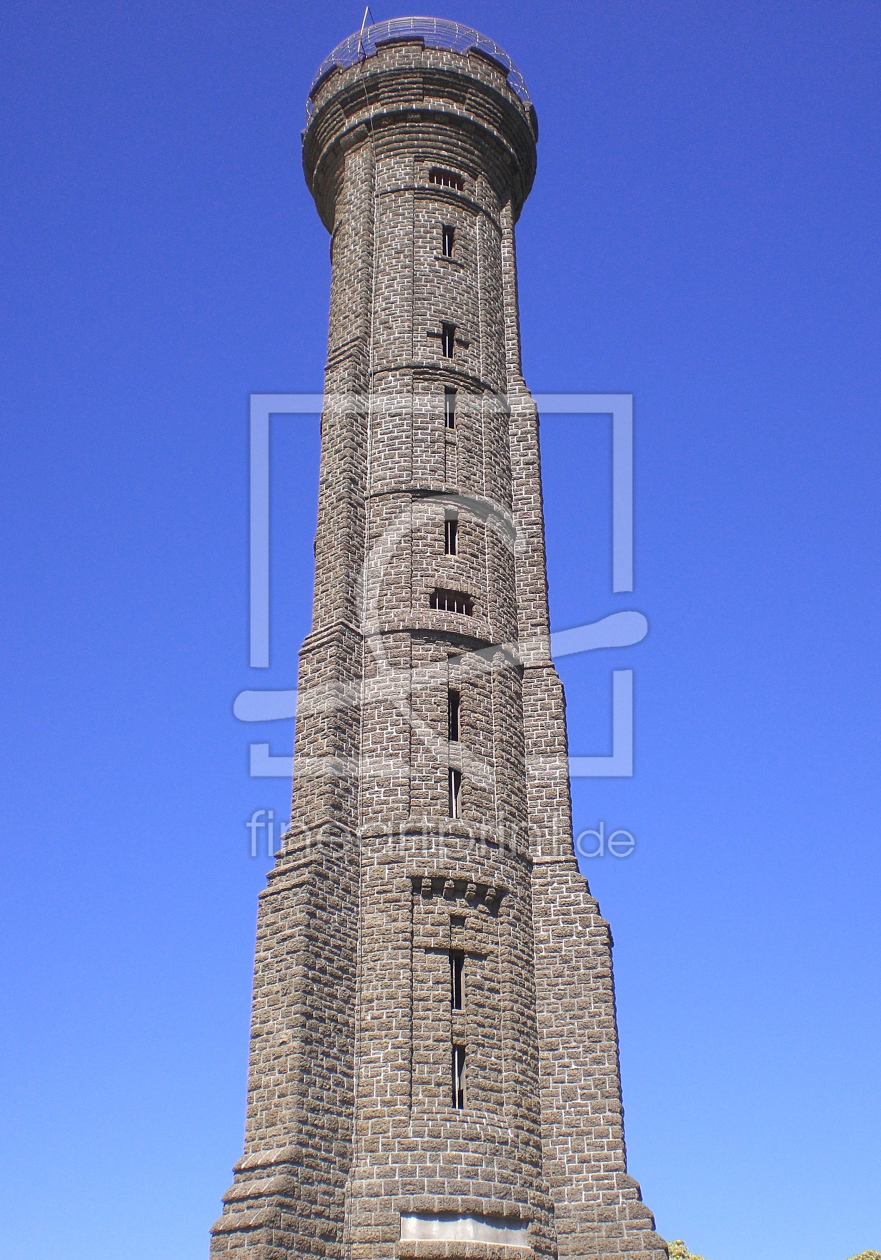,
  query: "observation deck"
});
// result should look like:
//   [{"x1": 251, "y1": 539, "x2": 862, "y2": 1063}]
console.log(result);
[{"x1": 306, "y1": 16, "x2": 531, "y2": 122}]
